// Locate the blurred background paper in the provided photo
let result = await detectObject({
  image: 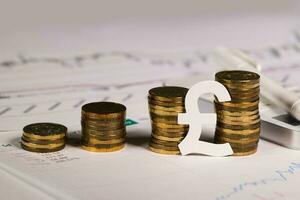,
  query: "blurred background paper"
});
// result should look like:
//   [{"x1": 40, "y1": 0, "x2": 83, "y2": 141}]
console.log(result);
[
  {"x1": 0, "y1": 0, "x2": 300, "y2": 53},
  {"x1": 1, "y1": 1, "x2": 300, "y2": 200}
]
